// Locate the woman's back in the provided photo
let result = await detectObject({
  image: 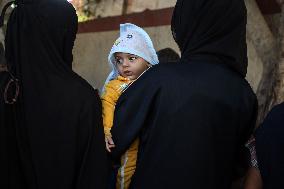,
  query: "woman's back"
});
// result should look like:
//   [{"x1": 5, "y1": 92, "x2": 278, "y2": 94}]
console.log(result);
[
  {"x1": 2, "y1": 1, "x2": 109, "y2": 188},
  {"x1": 111, "y1": 62, "x2": 257, "y2": 188}
]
